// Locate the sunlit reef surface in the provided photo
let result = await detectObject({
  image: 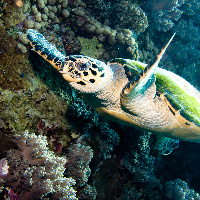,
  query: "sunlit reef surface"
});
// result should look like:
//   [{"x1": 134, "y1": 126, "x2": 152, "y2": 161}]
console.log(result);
[{"x1": 0, "y1": 0, "x2": 200, "y2": 199}]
